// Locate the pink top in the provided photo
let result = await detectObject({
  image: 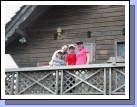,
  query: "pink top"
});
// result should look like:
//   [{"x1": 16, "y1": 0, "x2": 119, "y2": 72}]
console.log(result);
[{"x1": 76, "y1": 48, "x2": 90, "y2": 65}]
